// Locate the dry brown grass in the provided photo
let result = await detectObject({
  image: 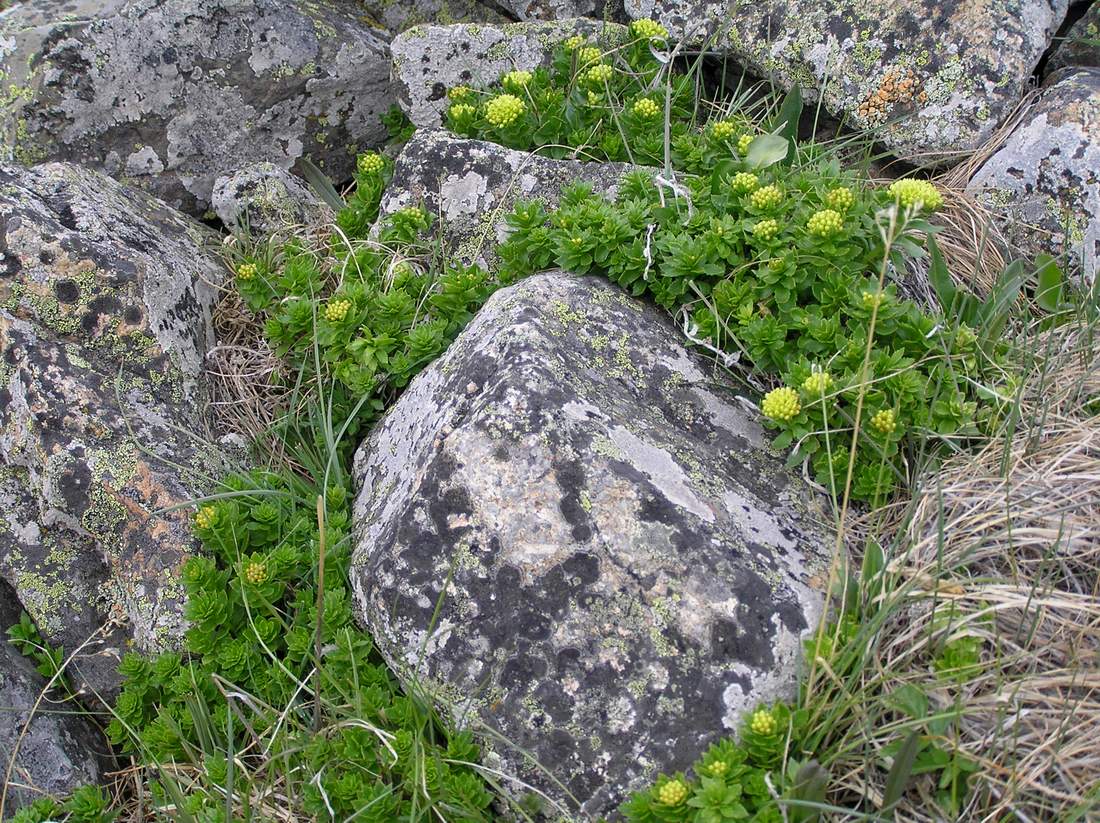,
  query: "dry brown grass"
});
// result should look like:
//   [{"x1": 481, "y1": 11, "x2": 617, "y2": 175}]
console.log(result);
[{"x1": 832, "y1": 319, "x2": 1100, "y2": 821}]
